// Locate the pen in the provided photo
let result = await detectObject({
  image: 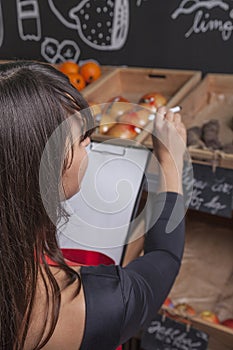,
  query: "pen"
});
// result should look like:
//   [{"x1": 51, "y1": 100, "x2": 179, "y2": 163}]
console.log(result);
[{"x1": 169, "y1": 106, "x2": 182, "y2": 113}]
